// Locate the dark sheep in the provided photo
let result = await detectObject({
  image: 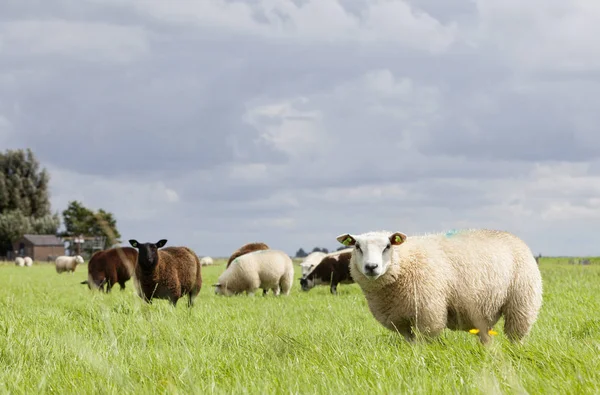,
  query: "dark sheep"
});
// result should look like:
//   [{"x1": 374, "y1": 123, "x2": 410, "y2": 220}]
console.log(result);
[
  {"x1": 80, "y1": 246, "x2": 138, "y2": 292},
  {"x1": 128, "y1": 239, "x2": 202, "y2": 307},
  {"x1": 226, "y1": 242, "x2": 270, "y2": 268},
  {"x1": 299, "y1": 251, "x2": 354, "y2": 295}
]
